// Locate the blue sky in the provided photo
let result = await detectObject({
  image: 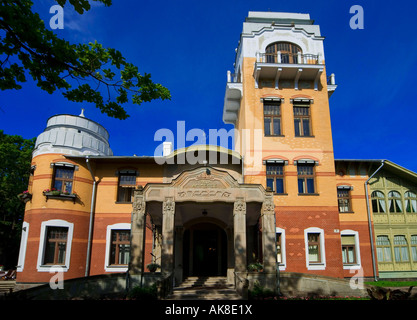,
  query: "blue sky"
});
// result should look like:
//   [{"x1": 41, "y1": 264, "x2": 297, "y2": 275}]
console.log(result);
[{"x1": 2, "y1": 0, "x2": 417, "y2": 173}]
